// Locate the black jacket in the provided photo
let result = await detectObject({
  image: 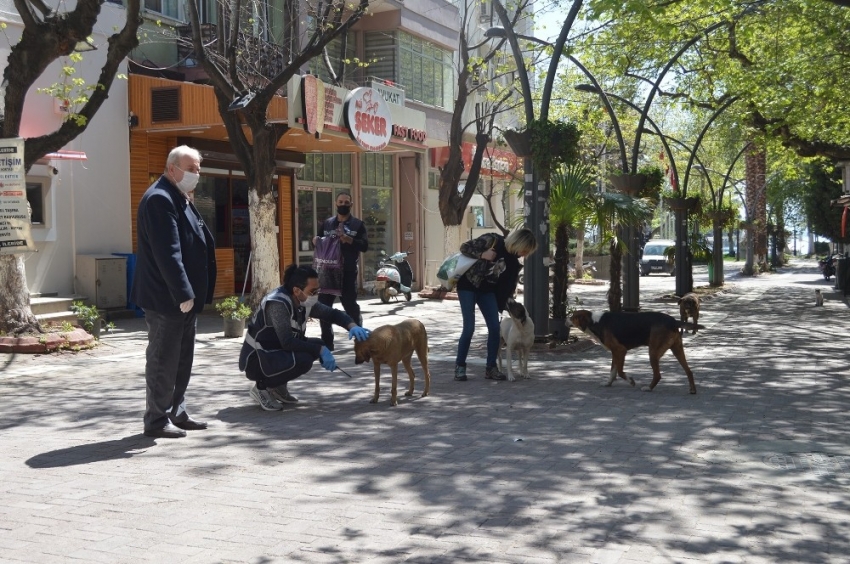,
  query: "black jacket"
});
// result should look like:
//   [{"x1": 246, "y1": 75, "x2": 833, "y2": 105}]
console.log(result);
[
  {"x1": 456, "y1": 232, "x2": 521, "y2": 312},
  {"x1": 319, "y1": 215, "x2": 368, "y2": 271},
  {"x1": 130, "y1": 176, "x2": 217, "y2": 315}
]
